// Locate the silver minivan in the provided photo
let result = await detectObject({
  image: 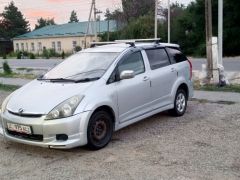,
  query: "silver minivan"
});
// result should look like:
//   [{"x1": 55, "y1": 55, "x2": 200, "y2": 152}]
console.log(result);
[{"x1": 0, "y1": 40, "x2": 193, "y2": 150}]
